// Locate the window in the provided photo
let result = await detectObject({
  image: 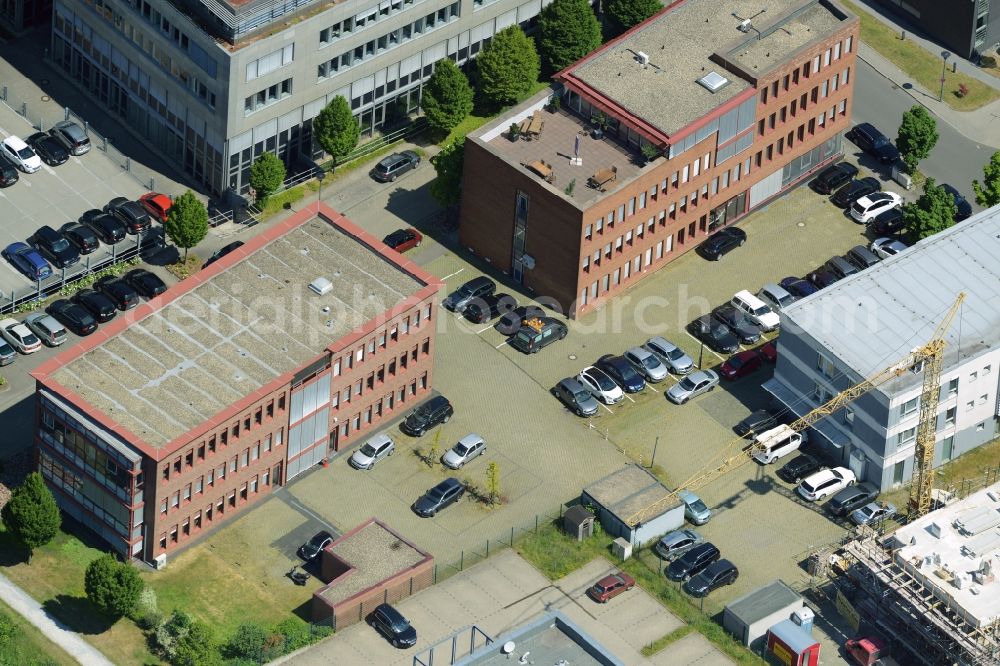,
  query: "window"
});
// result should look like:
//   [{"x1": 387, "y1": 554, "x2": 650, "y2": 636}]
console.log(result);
[
  {"x1": 844, "y1": 406, "x2": 854, "y2": 425},
  {"x1": 970, "y1": 370, "x2": 979, "y2": 382},
  {"x1": 813, "y1": 55, "x2": 820, "y2": 72},
  {"x1": 941, "y1": 435, "x2": 954, "y2": 462},
  {"x1": 823, "y1": 48, "x2": 831, "y2": 66},
  {"x1": 692, "y1": 159, "x2": 700, "y2": 178},
  {"x1": 816, "y1": 354, "x2": 836, "y2": 378},
  {"x1": 979, "y1": 394, "x2": 988, "y2": 406},
  {"x1": 834, "y1": 42, "x2": 841, "y2": 60},
  {"x1": 585, "y1": 224, "x2": 592, "y2": 240},
  {"x1": 984, "y1": 365, "x2": 992, "y2": 376},
  {"x1": 842, "y1": 67, "x2": 849, "y2": 86},
  {"x1": 893, "y1": 461, "x2": 905, "y2": 485},
  {"x1": 813, "y1": 383, "x2": 833, "y2": 404},
  {"x1": 945, "y1": 406, "x2": 956, "y2": 427},
  {"x1": 897, "y1": 427, "x2": 916, "y2": 445},
  {"x1": 682, "y1": 165, "x2": 689, "y2": 183},
  {"x1": 947, "y1": 378, "x2": 959, "y2": 396},
  {"x1": 845, "y1": 36, "x2": 853, "y2": 53},
  {"x1": 899, "y1": 397, "x2": 918, "y2": 418},
  {"x1": 966, "y1": 400, "x2": 975, "y2": 412}
]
